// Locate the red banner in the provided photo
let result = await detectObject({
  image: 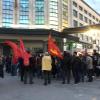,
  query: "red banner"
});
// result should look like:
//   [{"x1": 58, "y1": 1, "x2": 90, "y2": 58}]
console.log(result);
[
  {"x1": 48, "y1": 34, "x2": 63, "y2": 59},
  {"x1": 19, "y1": 38, "x2": 31, "y2": 66},
  {"x1": 4, "y1": 41, "x2": 21, "y2": 64}
]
